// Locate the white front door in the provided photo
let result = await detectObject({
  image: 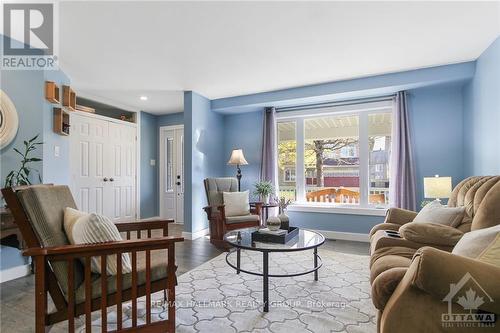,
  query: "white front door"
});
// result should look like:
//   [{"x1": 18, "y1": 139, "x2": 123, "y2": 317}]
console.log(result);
[
  {"x1": 70, "y1": 113, "x2": 137, "y2": 221},
  {"x1": 159, "y1": 126, "x2": 184, "y2": 223}
]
